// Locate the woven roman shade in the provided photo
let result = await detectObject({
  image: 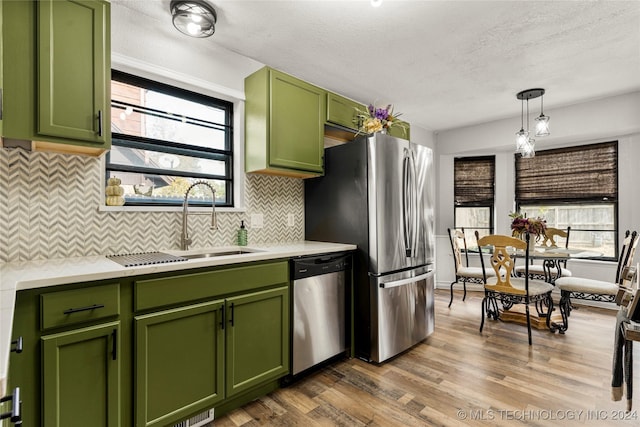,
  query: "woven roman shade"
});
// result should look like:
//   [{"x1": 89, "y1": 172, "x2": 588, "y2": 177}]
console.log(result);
[
  {"x1": 454, "y1": 156, "x2": 495, "y2": 206},
  {"x1": 515, "y1": 141, "x2": 617, "y2": 203}
]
